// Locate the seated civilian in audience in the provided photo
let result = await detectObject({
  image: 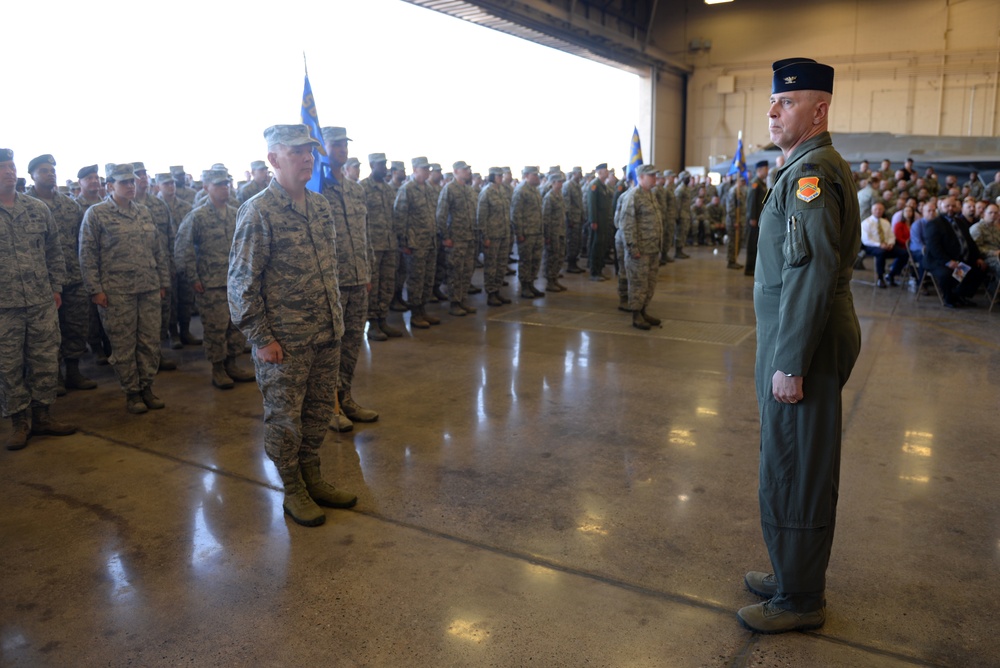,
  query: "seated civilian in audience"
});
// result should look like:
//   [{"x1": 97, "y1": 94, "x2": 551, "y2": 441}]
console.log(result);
[
  {"x1": 924, "y1": 196, "x2": 987, "y2": 307},
  {"x1": 974, "y1": 199, "x2": 986, "y2": 222},
  {"x1": 903, "y1": 158, "x2": 917, "y2": 181},
  {"x1": 969, "y1": 203, "x2": 1000, "y2": 294},
  {"x1": 861, "y1": 202, "x2": 908, "y2": 287},
  {"x1": 893, "y1": 205, "x2": 916, "y2": 246},
  {"x1": 959, "y1": 197, "x2": 979, "y2": 226},
  {"x1": 910, "y1": 201, "x2": 935, "y2": 288}
]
